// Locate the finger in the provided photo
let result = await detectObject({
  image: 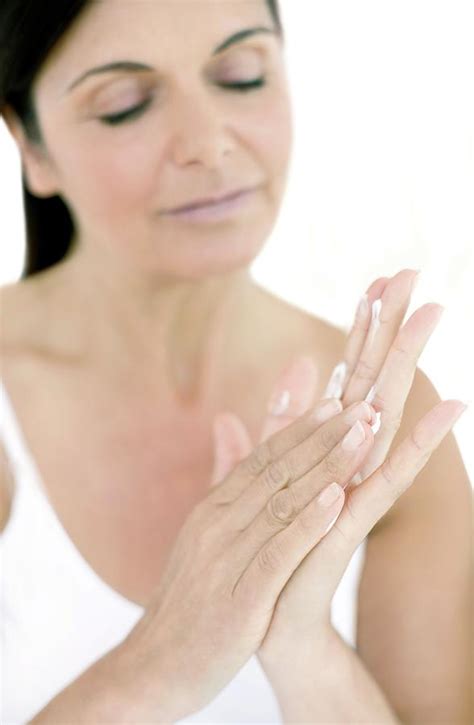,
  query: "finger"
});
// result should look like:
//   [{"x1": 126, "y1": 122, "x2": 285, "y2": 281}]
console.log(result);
[
  {"x1": 208, "y1": 396, "x2": 345, "y2": 505},
  {"x1": 210, "y1": 413, "x2": 253, "y2": 487},
  {"x1": 210, "y1": 356, "x2": 320, "y2": 489},
  {"x1": 263, "y1": 355, "x2": 320, "y2": 442},
  {"x1": 231, "y1": 418, "x2": 374, "y2": 560},
  {"x1": 350, "y1": 303, "x2": 444, "y2": 484},
  {"x1": 343, "y1": 268, "x2": 420, "y2": 405},
  {"x1": 316, "y1": 399, "x2": 468, "y2": 594},
  {"x1": 232, "y1": 481, "x2": 346, "y2": 607},
  {"x1": 342, "y1": 276, "x2": 391, "y2": 386},
  {"x1": 323, "y1": 277, "x2": 391, "y2": 400},
  {"x1": 289, "y1": 418, "x2": 374, "y2": 506},
  {"x1": 226, "y1": 400, "x2": 375, "y2": 527}
]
